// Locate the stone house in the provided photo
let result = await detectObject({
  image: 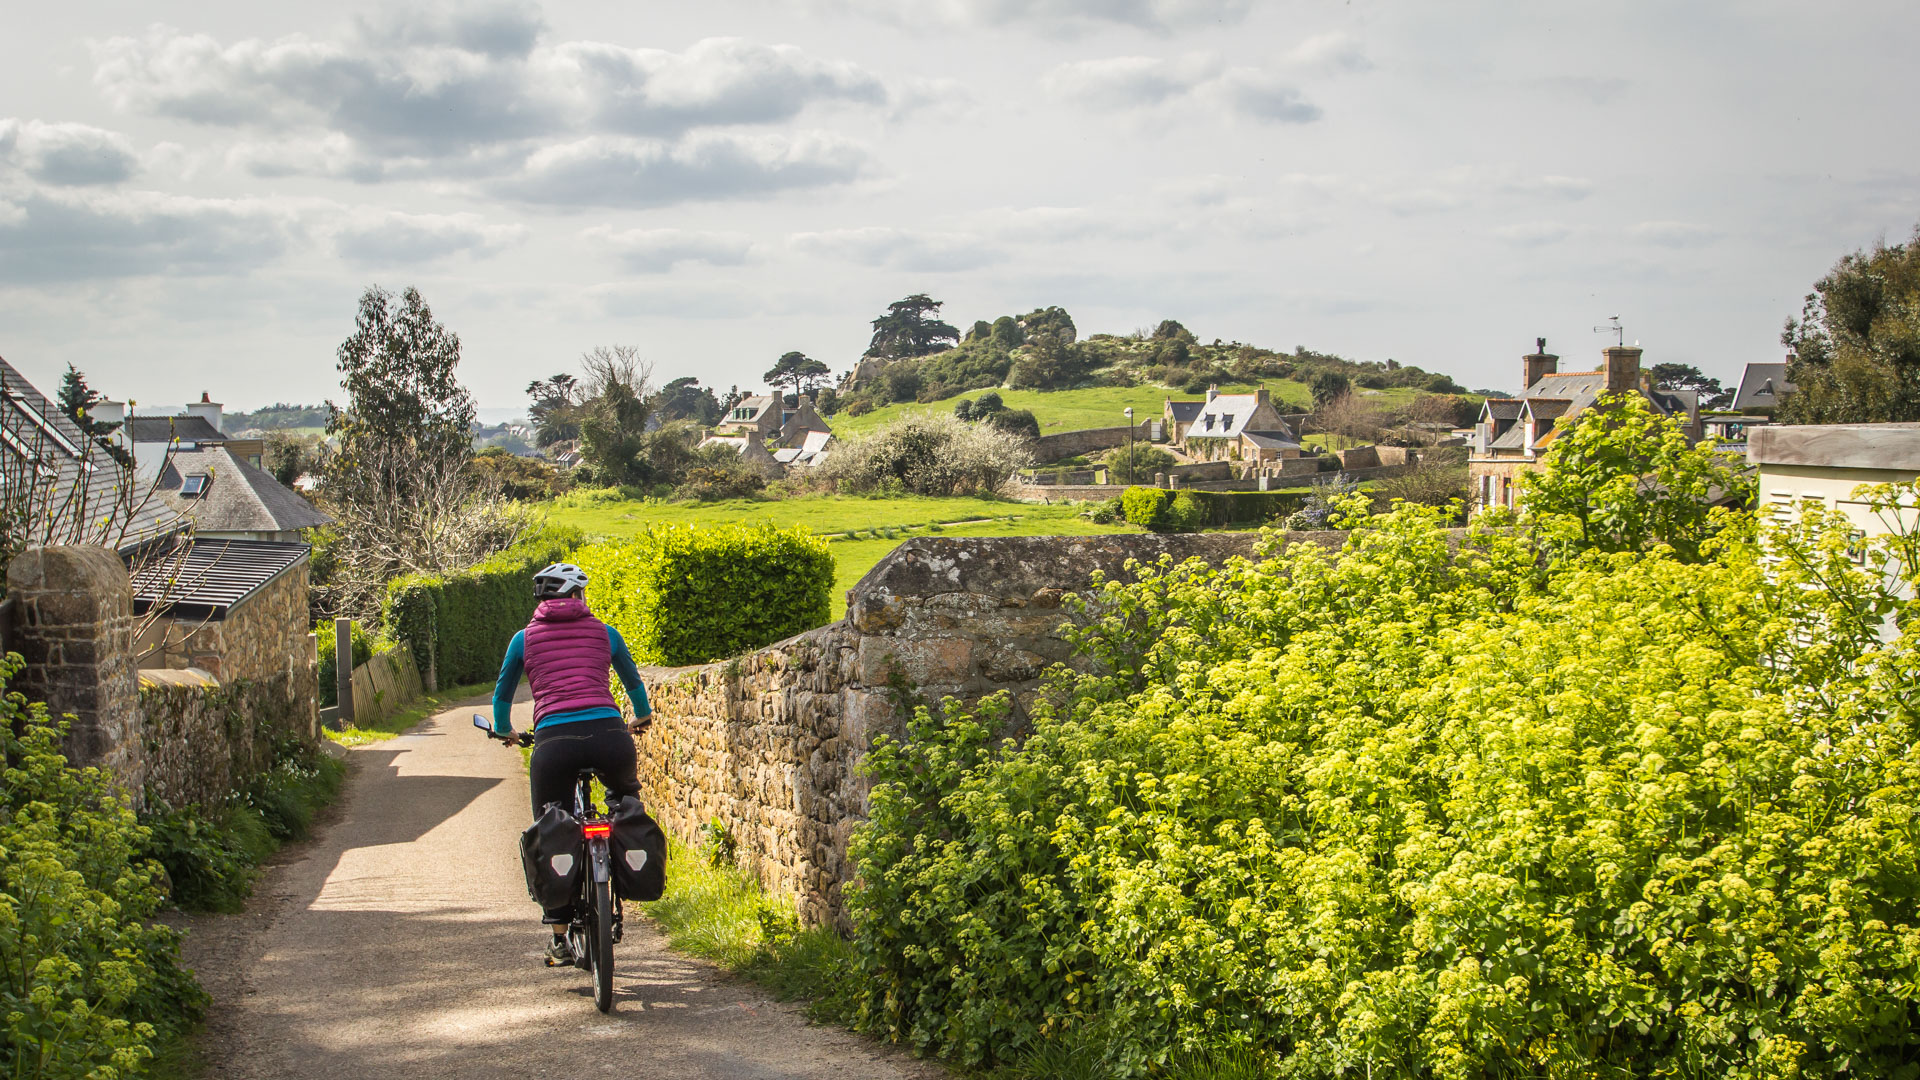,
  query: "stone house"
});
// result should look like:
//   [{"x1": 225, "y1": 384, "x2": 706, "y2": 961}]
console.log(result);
[
  {"x1": 129, "y1": 537, "x2": 317, "y2": 687},
  {"x1": 1733, "y1": 361, "x2": 1796, "y2": 416},
  {"x1": 716, "y1": 392, "x2": 835, "y2": 451},
  {"x1": 154, "y1": 446, "x2": 331, "y2": 543},
  {"x1": 1165, "y1": 387, "x2": 1299, "y2": 463},
  {"x1": 1468, "y1": 341, "x2": 1702, "y2": 512},
  {"x1": 697, "y1": 429, "x2": 786, "y2": 478}
]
